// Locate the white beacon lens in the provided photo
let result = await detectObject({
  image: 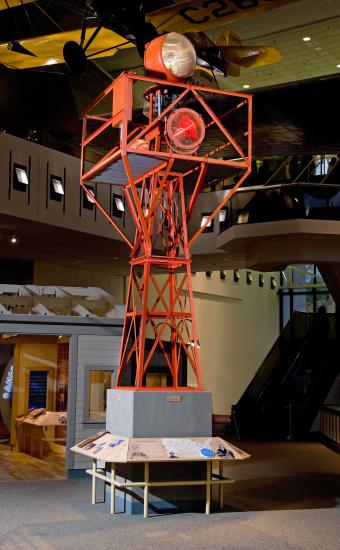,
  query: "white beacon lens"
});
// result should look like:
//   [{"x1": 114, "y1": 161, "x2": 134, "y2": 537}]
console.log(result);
[{"x1": 162, "y1": 32, "x2": 196, "y2": 79}]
